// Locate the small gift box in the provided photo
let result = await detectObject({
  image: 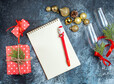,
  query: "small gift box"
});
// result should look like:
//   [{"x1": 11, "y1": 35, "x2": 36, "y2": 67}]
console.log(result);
[
  {"x1": 6, "y1": 44, "x2": 32, "y2": 75},
  {"x1": 6, "y1": 19, "x2": 30, "y2": 43},
  {"x1": 11, "y1": 19, "x2": 30, "y2": 38}
]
